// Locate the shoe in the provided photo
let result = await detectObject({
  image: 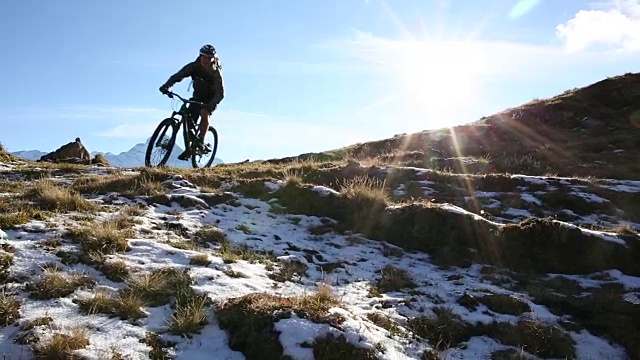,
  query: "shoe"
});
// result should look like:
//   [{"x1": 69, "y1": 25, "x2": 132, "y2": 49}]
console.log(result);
[
  {"x1": 177, "y1": 149, "x2": 191, "y2": 161},
  {"x1": 193, "y1": 137, "x2": 211, "y2": 154}
]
